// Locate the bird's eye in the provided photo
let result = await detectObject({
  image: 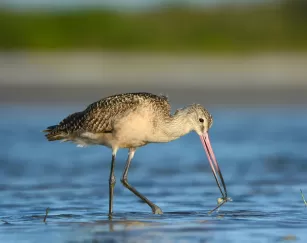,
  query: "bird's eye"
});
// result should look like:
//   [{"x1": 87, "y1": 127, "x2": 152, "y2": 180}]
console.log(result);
[{"x1": 199, "y1": 118, "x2": 204, "y2": 123}]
